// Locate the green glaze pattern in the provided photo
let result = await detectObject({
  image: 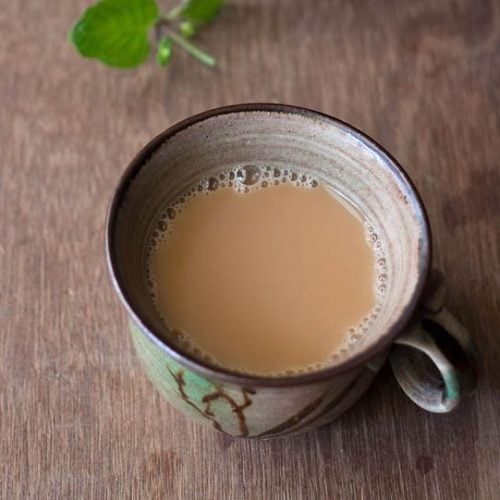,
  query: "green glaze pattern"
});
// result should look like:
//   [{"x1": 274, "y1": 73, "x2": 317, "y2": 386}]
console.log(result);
[
  {"x1": 131, "y1": 322, "x2": 255, "y2": 436},
  {"x1": 130, "y1": 322, "x2": 382, "y2": 438}
]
